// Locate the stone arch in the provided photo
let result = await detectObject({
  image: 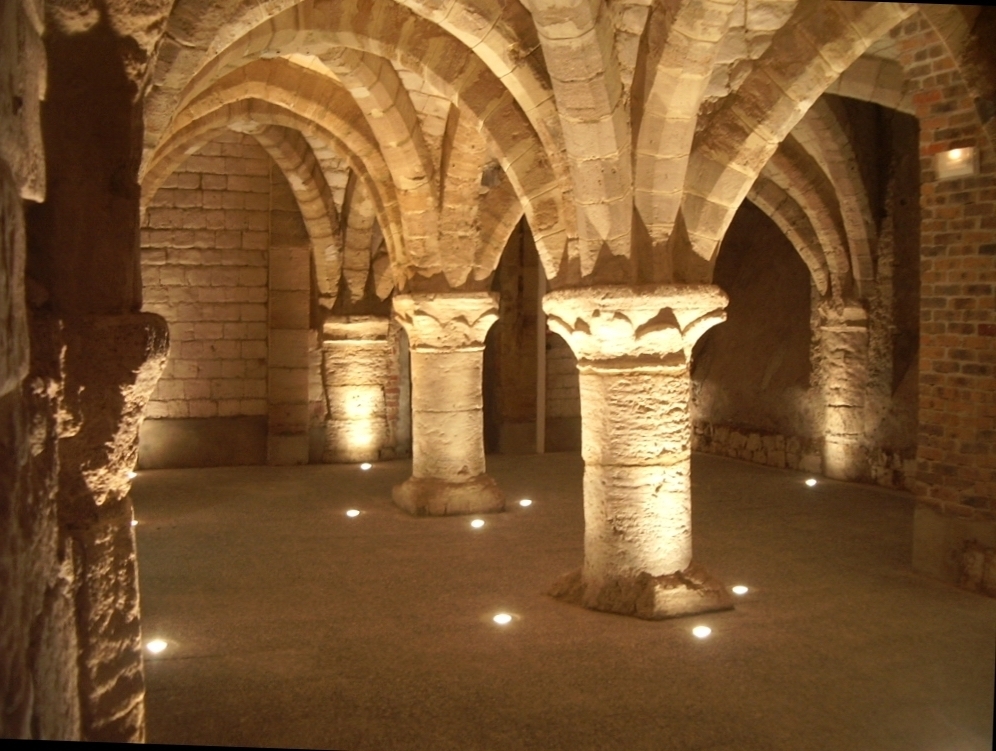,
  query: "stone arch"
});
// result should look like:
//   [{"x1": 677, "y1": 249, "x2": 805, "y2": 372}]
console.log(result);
[
  {"x1": 822, "y1": 55, "x2": 913, "y2": 114},
  {"x1": 634, "y1": 0, "x2": 739, "y2": 246},
  {"x1": 153, "y1": 0, "x2": 575, "y2": 285},
  {"x1": 681, "y1": 1, "x2": 915, "y2": 272},
  {"x1": 529, "y1": 0, "x2": 631, "y2": 270},
  {"x1": 340, "y1": 172, "x2": 378, "y2": 304},
  {"x1": 746, "y1": 178, "x2": 831, "y2": 296},
  {"x1": 761, "y1": 135, "x2": 851, "y2": 293},
  {"x1": 476, "y1": 179, "x2": 526, "y2": 286},
  {"x1": 150, "y1": 0, "x2": 560, "y2": 183},
  {"x1": 245, "y1": 124, "x2": 343, "y2": 309},
  {"x1": 141, "y1": 118, "x2": 344, "y2": 306},
  {"x1": 793, "y1": 97, "x2": 881, "y2": 296},
  {"x1": 143, "y1": 99, "x2": 407, "y2": 284}
]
